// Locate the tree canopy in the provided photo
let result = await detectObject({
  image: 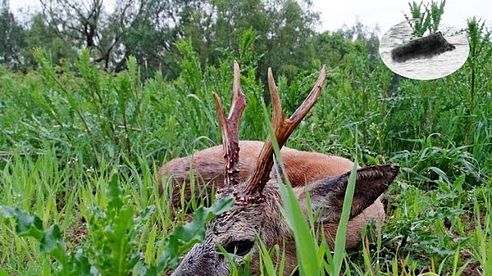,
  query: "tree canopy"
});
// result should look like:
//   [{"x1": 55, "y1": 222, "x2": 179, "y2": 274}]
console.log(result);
[{"x1": 0, "y1": 0, "x2": 378, "y2": 79}]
